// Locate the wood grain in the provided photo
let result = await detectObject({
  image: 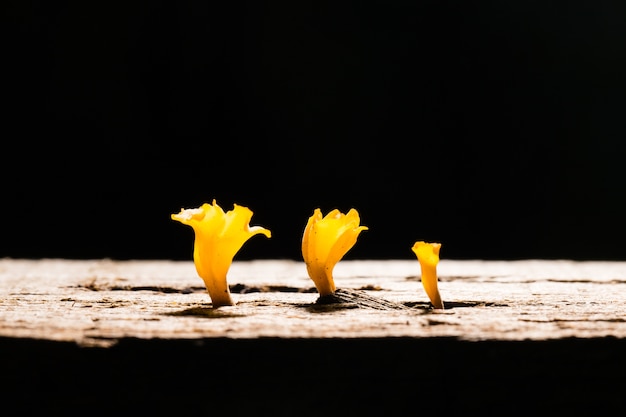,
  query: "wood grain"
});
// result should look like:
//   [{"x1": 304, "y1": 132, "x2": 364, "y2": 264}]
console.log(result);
[{"x1": 1, "y1": 258, "x2": 625, "y2": 346}]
